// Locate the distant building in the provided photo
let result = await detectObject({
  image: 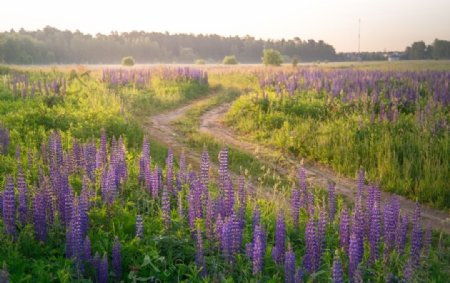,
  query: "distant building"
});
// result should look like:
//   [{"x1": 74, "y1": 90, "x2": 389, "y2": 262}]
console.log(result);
[{"x1": 387, "y1": 53, "x2": 401, "y2": 61}]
